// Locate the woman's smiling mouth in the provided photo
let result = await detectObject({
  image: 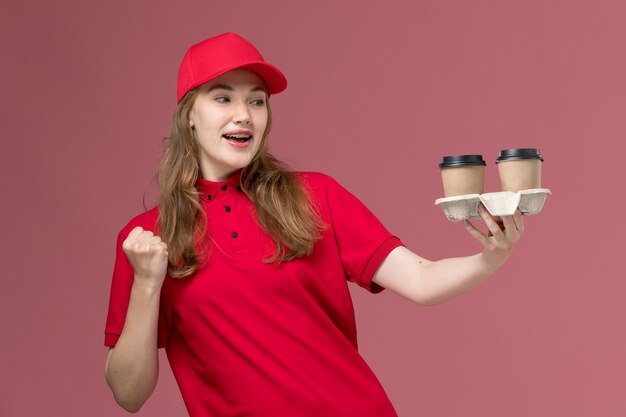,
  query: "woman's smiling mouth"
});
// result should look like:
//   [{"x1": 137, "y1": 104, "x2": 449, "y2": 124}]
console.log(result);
[{"x1": 222, "y1": 129, "x2": 253, "y2": 147}]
